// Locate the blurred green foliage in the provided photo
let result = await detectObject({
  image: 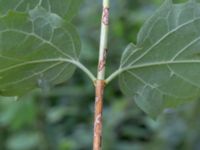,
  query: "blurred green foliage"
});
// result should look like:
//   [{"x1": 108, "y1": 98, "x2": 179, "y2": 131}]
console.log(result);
[{"x1": 1, "y1": 0, "x2": 200, "y2": 150}]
